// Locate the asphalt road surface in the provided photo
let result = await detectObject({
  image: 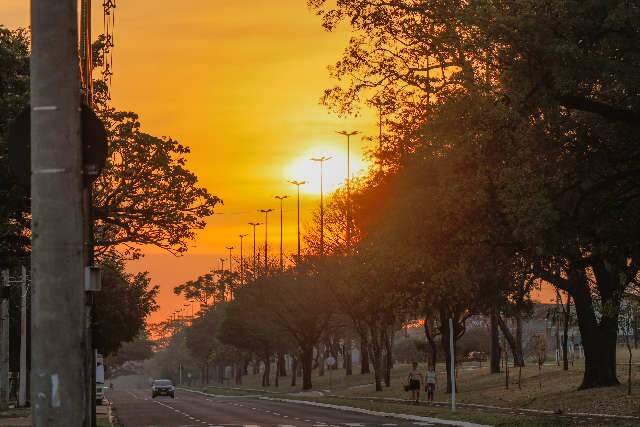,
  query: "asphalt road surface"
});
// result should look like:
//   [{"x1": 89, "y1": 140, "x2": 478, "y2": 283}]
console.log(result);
[{"x1": 107, "y1": 388, "x2": 452, "y2": 427}]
